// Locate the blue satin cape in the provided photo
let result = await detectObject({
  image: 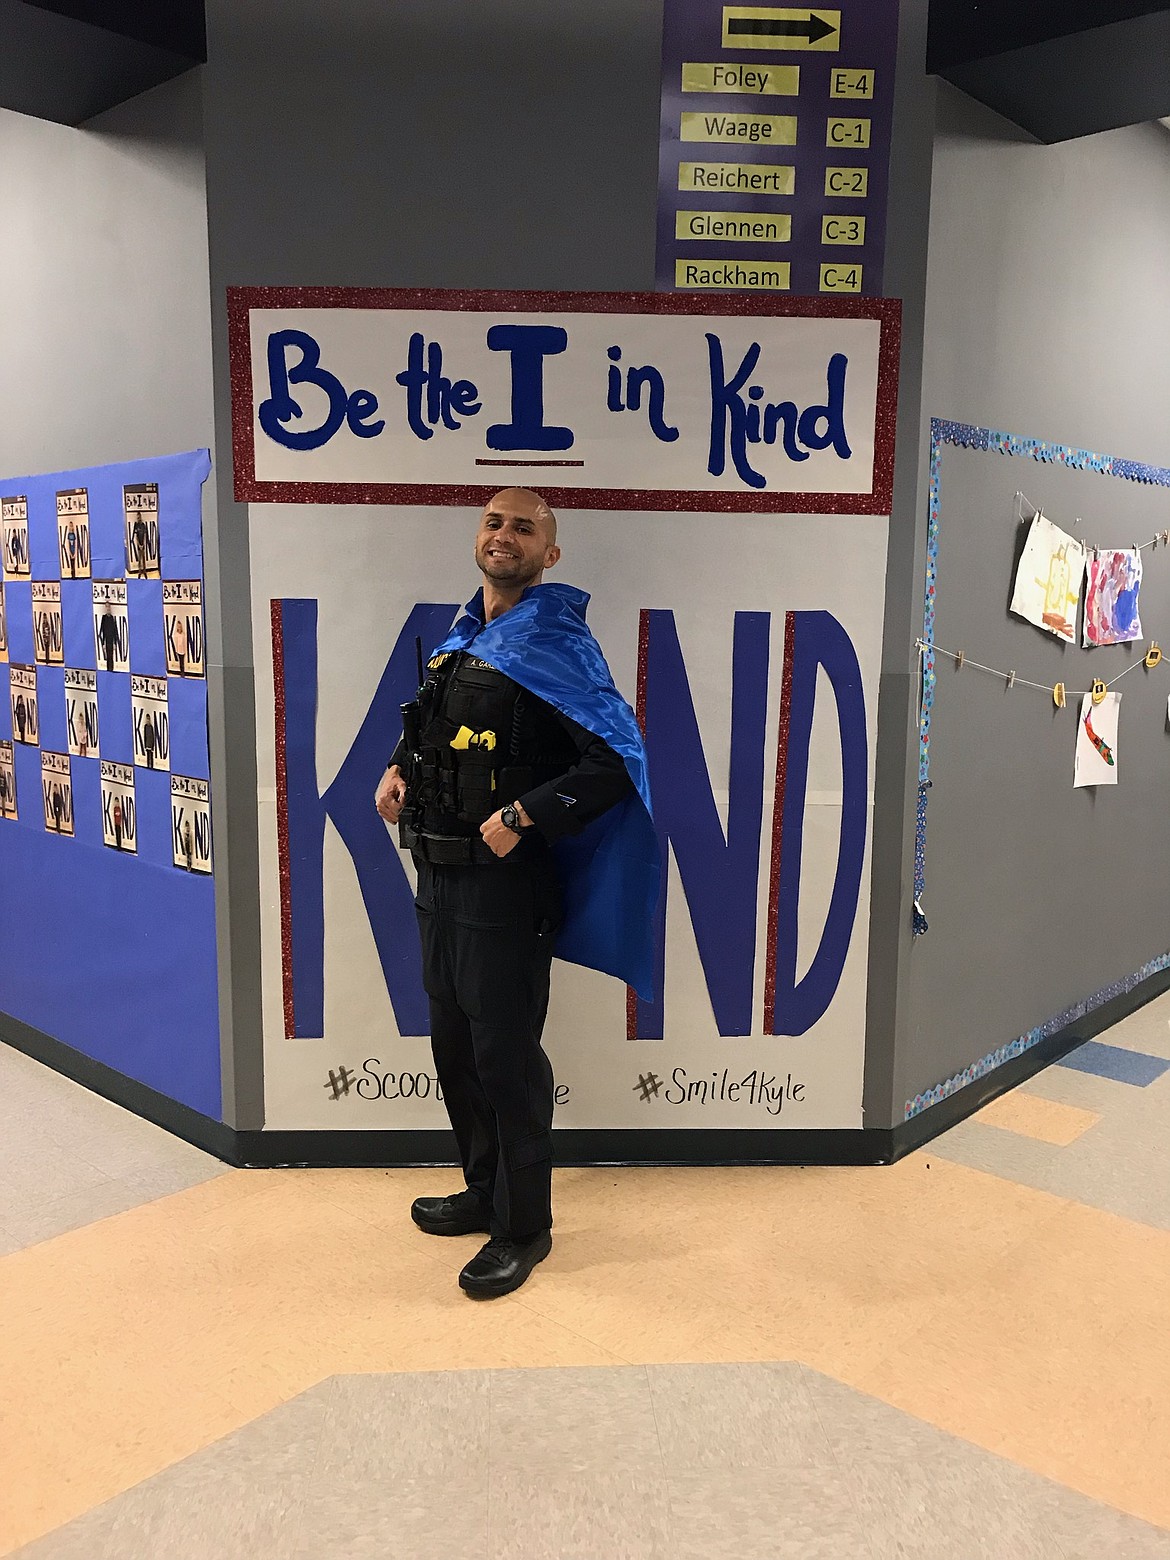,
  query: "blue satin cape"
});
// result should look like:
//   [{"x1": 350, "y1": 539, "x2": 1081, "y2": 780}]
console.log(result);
[{"x1": 430, "y1": 583, "x2": 660, "y2": 1000}]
